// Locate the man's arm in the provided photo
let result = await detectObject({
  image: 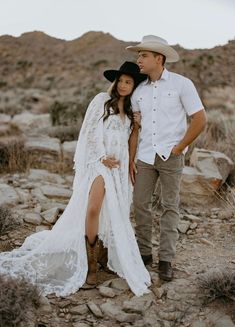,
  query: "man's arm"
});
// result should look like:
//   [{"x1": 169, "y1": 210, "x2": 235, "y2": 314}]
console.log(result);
[
  {"x1": 172, "y1": 109, "x2": 207, "y2": 155},
  {"x1": 129, "y1": 126, "x2": 139, "y2": 184}
]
